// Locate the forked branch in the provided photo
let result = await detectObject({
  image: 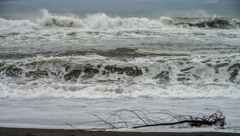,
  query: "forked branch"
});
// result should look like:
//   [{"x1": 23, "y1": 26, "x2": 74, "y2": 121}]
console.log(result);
[{"x1": 92, "y1": 109, "x2": 226, "y2": 130}]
